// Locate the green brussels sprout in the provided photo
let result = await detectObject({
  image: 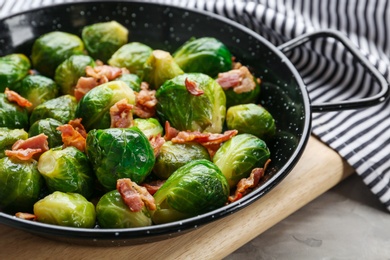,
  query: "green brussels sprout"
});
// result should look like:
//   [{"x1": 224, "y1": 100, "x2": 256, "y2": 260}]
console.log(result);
[
  {"x1": 28, "y1": 118, "x2": 63, "y2": 148},
  {"x1": 156, "y1": 73, "x2": 226, "y2": 133},
  {"x1": 0, "y1": 93, "x2": 29, "y2": 129},
  {"x1": 116, "y1": 73, "x2": 141, "y2": 92},
  {"x1": 54, "y1": 54, "x2": 96, "y2": 95},
  {"x1": 38, "y1": 146, "x2": 95, "y2": 199},
  {"x1": 86, "y1": 127, "x2": 155, "y2": 190},
  {"x1": 151, "y1": 159, "x2": 229, "y2": 224},
  {"x1": 0, "y1": 127, "x2": 28, "y2": 158},
  {"x1": 213, "y1": 134, "x2": 270, "y2": 188},
  {"x1": 226, "y1": 103, "x2": 276, "y2": 140},
  {"x1": 173, "y1": 37, "x2": 232, "y2": 77},
  {"x1": 82, "y1": 21, "x2": 128, "y2": 63},
  {"x1": 29, "y1": 95, "x2": 77, "y2": 125},
  {"x1": 132, "y1": 118, "x2": 163, "y2": 139},
  {"x1": 143, "y1": 50, "x2": 184, "y2": 89},
  {"x1": 33, "y1": 191, "x2": 96, "y2": 228},
  {"x1": 0, "y1": 157, "x2": 43, "y2": 213},
  {"x1": 96, "y1": 190, "x2": 152, "y2": 228},
  {"x1": 11, "y1": 75, "x2": 59, "y2": 112},
  {"x1": 0, "y1": 54, "x2": 31, "y2": 92},
  {"x1": 224, "y1": 82, "x2": 261, "y2": 108},
  {"x1": 153, "y1": 141, "x2": 210, "y2": 179},
  {"x1": 108, "y1": 42, "x2": 153, "y2": 78},
  {"x1": 31, "y1": 31, "x2": 84, "y2": 77},
  {"x1": 75, "y1": 80, "x2": 135, "y2": 131}
]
